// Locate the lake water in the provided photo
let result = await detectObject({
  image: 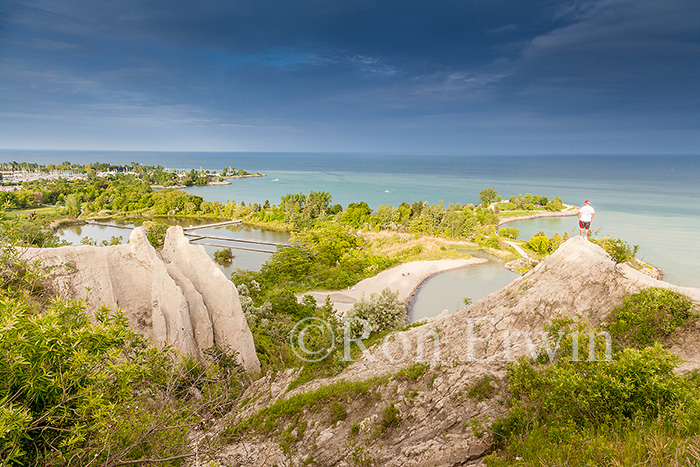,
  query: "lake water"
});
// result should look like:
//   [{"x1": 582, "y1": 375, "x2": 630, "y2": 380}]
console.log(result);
[{"x1": 8, "y1": 150, "x2": 699, "y2": 287}]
